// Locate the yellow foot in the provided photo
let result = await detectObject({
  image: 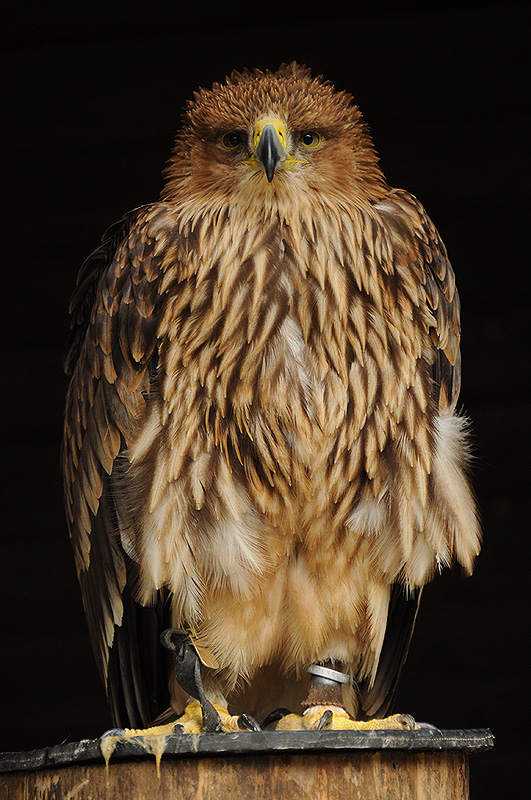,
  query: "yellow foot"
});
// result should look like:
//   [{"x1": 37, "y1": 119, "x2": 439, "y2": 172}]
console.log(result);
[
  {"x1": 274, "y1": 705, "x2": 417, "y2": 731},
  {"x1": 182, "y1": 700, "x2": 256, "y2": 733},
  {"x1": 171, "y1": 699, "x2": 259, "y2": 732},
  {"x1": 100, "y1": 722, "x2": 177, "y2": 778},
  {"x1": 99, "y1": 700, "x2": 255, "y2": 776},
  {"x1": 109, "y1": 700, "x2": 253, "y2": 737}
]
